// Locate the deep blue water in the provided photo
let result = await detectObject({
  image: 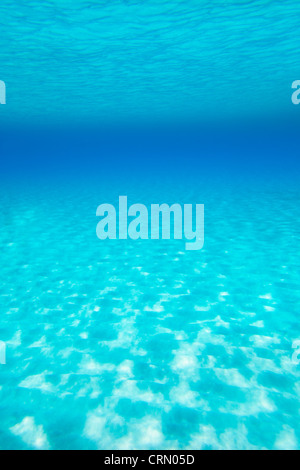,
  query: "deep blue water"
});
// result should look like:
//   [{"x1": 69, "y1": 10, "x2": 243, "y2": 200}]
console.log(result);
[{"x1": 0, "y1": 0, "x2": 300, "y2": 450}]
